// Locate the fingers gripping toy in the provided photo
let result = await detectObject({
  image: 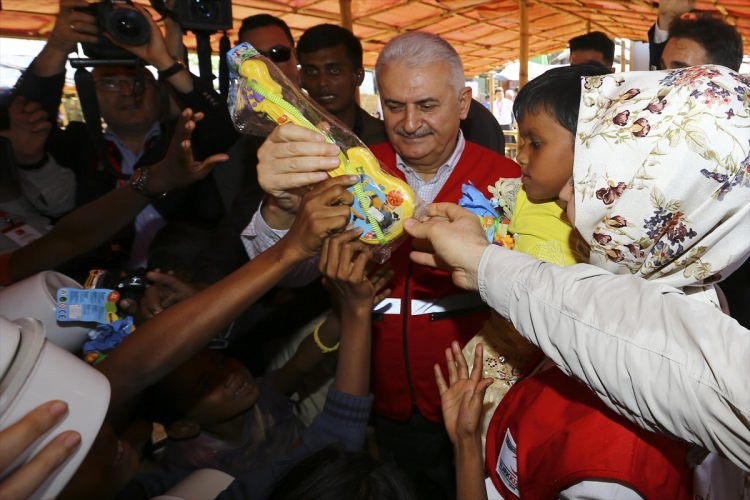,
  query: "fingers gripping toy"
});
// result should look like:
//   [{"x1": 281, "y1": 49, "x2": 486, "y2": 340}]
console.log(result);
[{"x1": 227, "y1": 43, "x2": 417, "y2": 251}]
